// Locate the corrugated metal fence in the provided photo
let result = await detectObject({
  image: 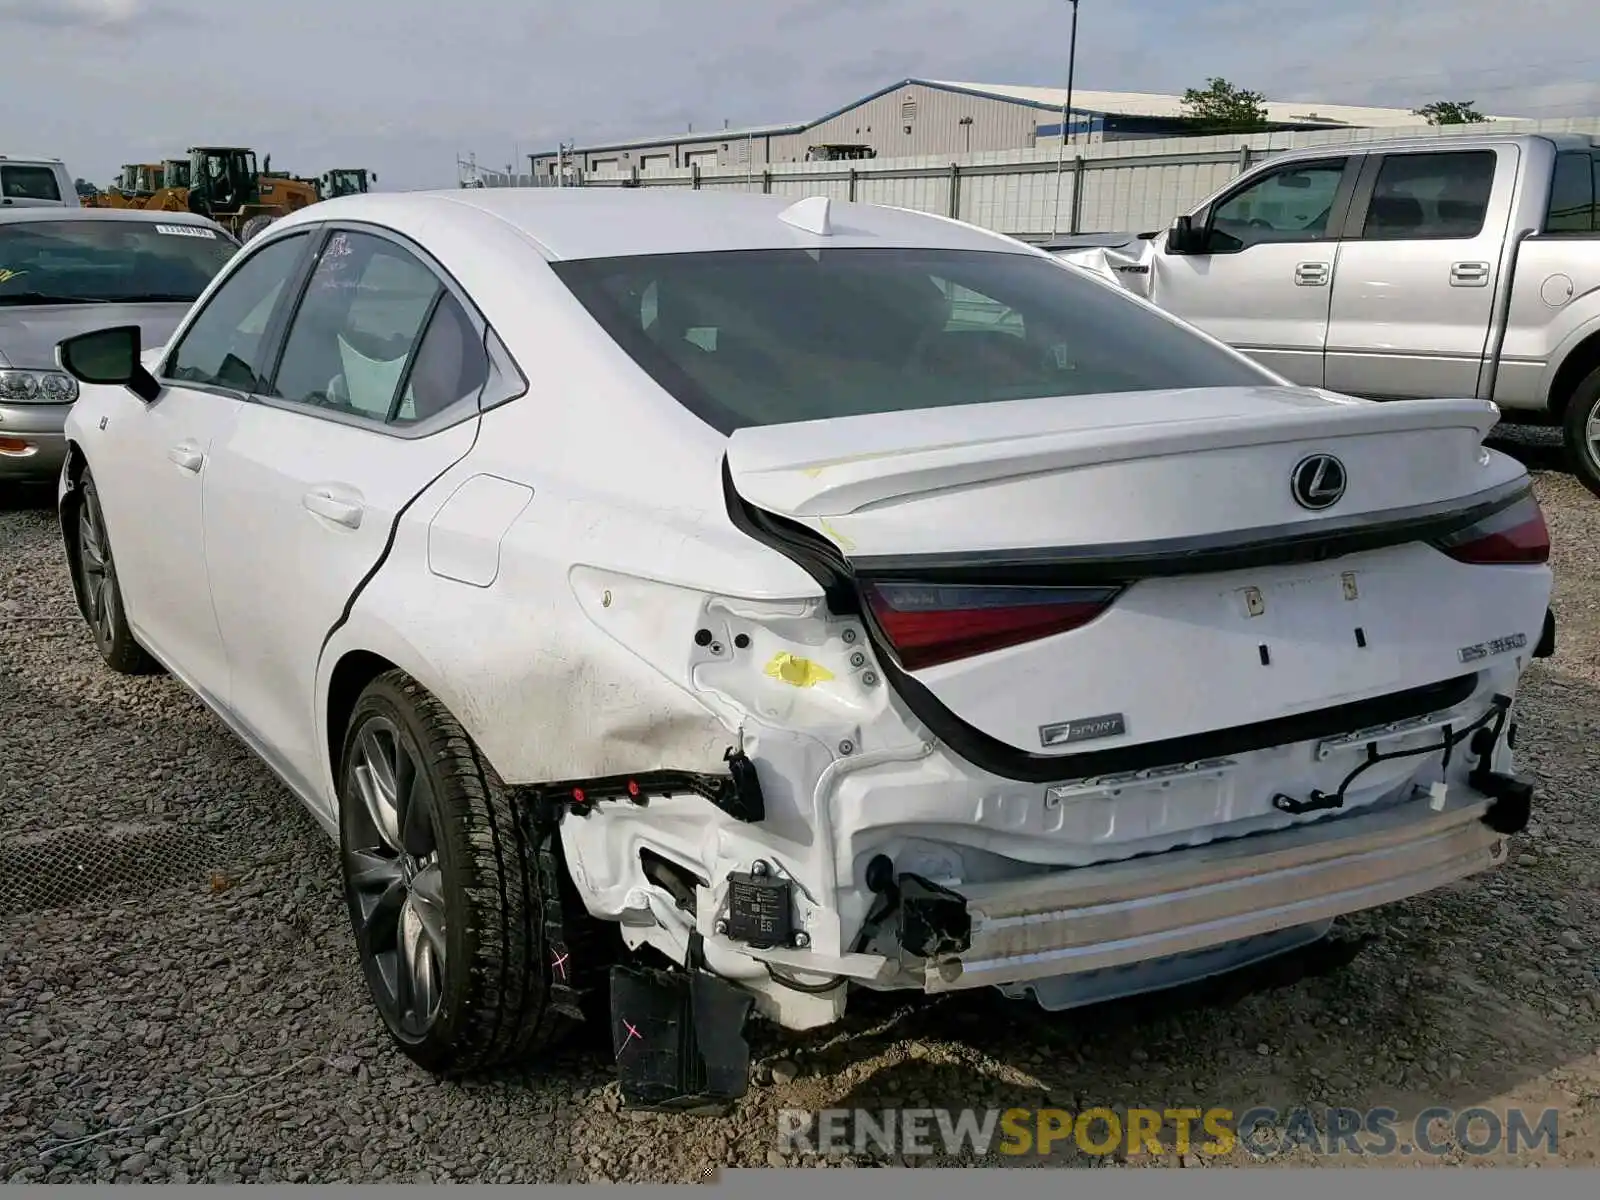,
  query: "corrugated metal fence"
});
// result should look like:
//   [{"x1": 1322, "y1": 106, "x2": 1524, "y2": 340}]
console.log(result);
[{"x1": 471, "y1": 116, "x2": 1600, "y2": 239}]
